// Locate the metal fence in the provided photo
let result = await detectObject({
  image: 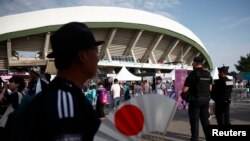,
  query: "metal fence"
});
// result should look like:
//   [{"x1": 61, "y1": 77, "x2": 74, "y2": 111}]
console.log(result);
[{"x1": 231, "y1": 88, "x2": 250, "y2": 102}]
